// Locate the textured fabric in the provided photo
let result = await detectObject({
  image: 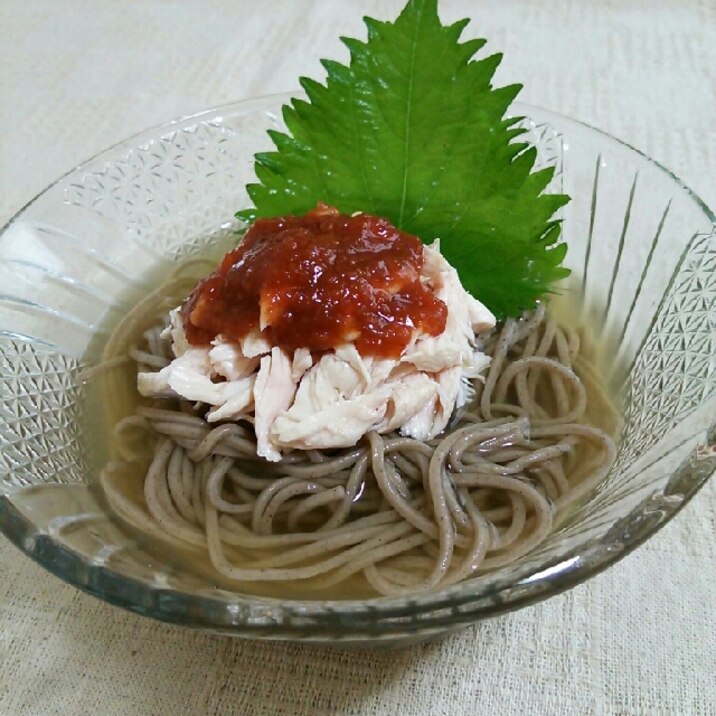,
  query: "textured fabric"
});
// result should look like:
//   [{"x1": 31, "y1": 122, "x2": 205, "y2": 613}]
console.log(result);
[{"x1": 1, "y1": 1, "x2": 715, "y2": 714}]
